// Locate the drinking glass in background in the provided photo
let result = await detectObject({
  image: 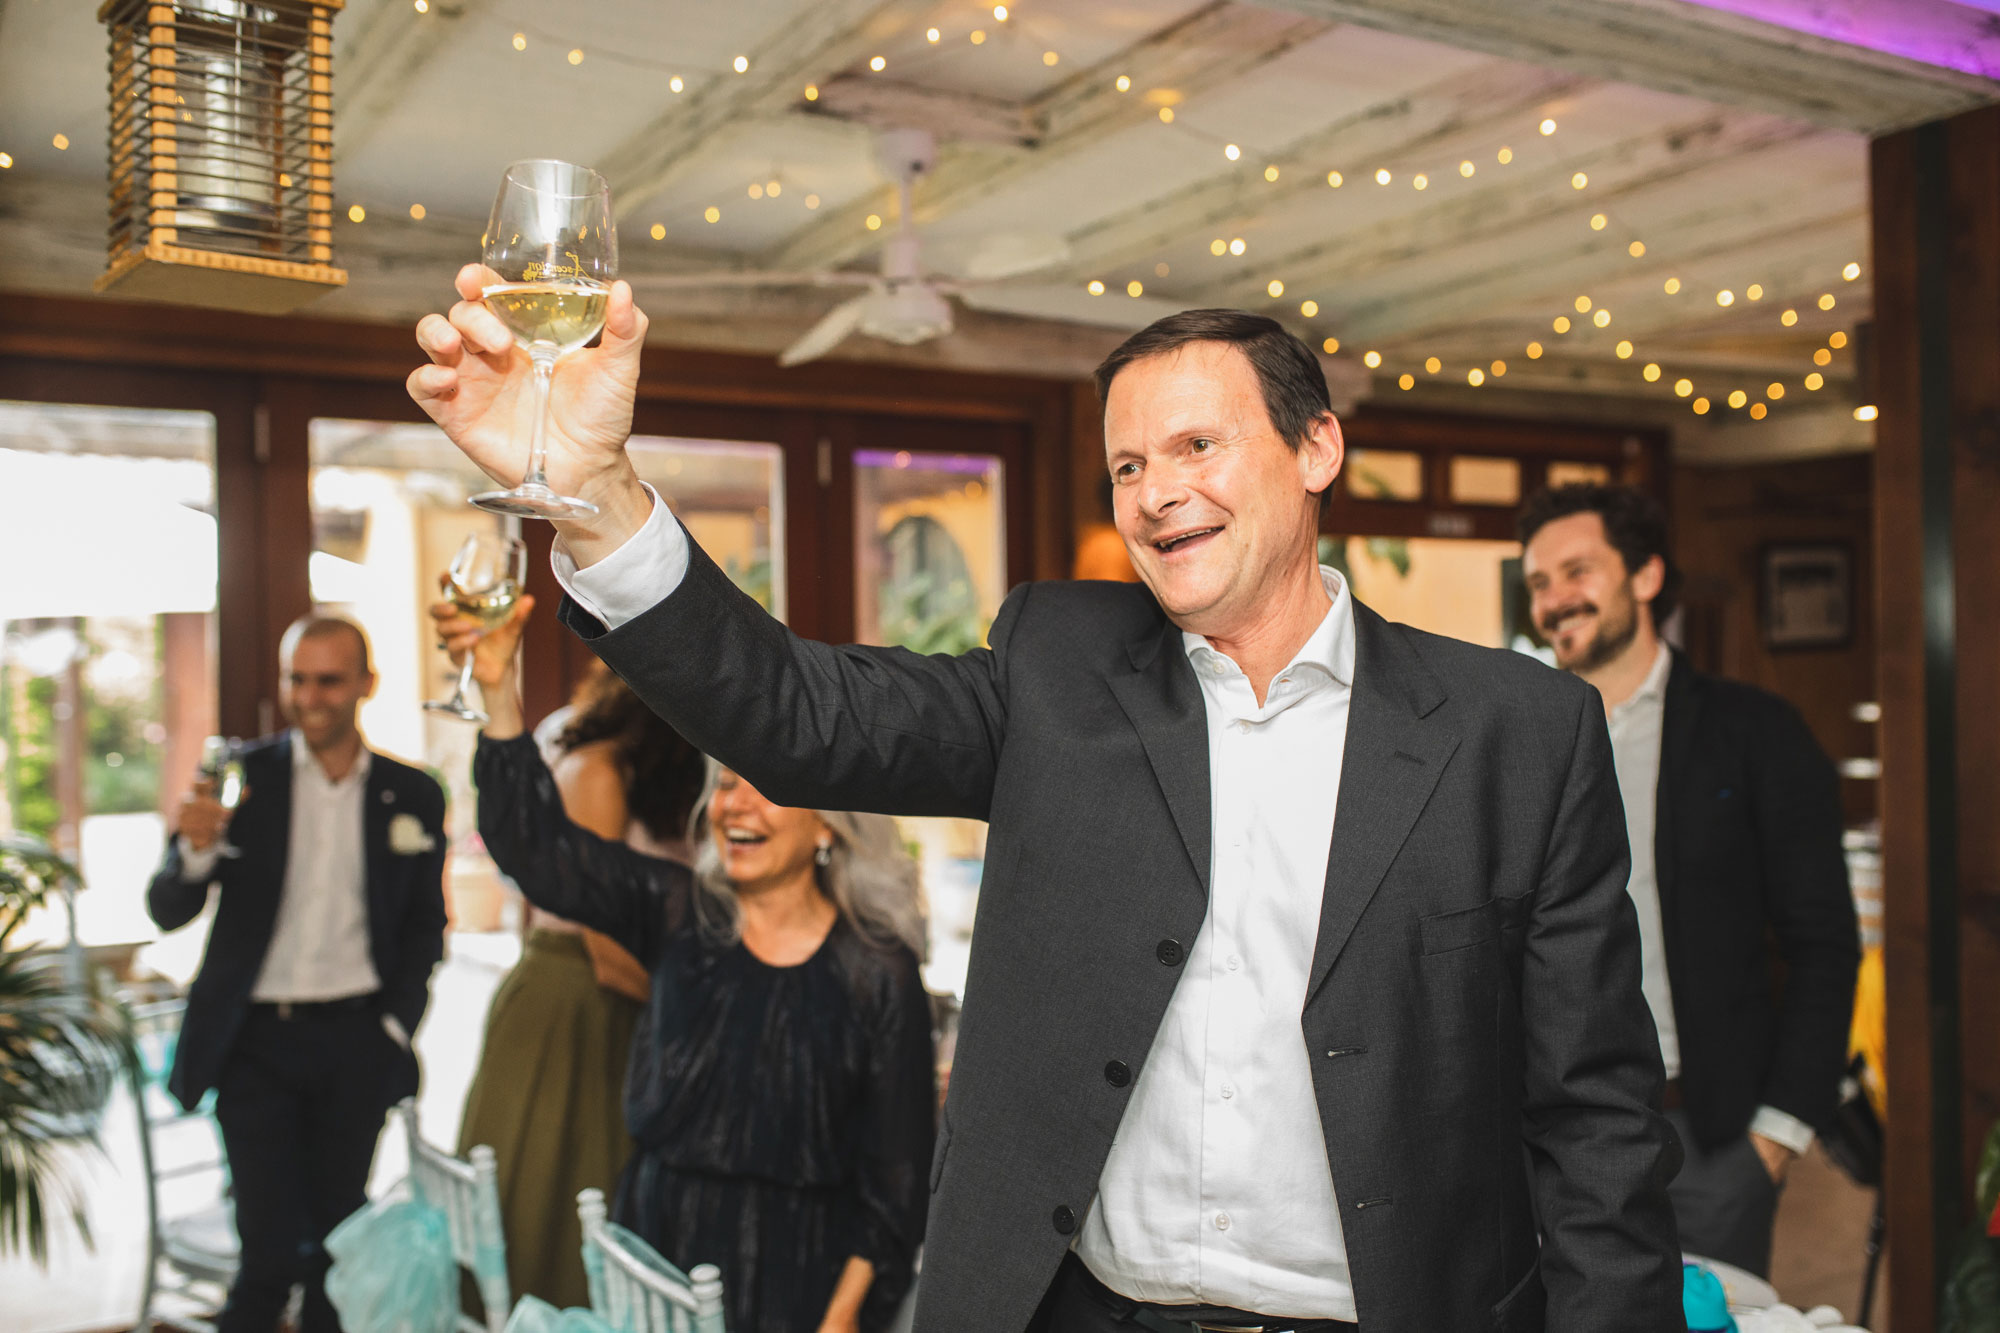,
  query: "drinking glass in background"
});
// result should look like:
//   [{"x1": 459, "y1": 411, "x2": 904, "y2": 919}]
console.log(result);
[
  {"x1": 425, "y1": 532, "x2": 528, "y2": 723},
  {"x1": 469, "y1": 158, "x2": 617, "y2": 520},
  {"x1": 198, "y1": 734, "x2": 245, "y2": 858}
]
